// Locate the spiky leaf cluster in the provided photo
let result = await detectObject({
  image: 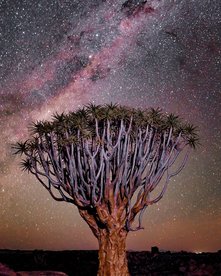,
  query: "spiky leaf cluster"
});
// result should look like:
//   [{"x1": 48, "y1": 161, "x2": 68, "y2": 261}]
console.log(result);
[{"x1": 13, "y1": 102, "x2": 199, "y2": 184}]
